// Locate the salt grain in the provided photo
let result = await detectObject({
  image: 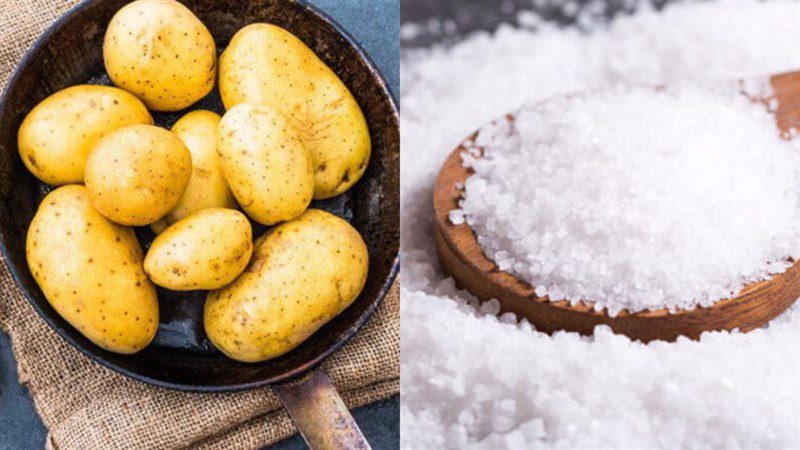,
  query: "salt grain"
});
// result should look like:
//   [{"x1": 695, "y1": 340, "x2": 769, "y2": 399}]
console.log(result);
[
  {"x1": 769, "y1": 97, "x2": 780, "y2": 112},
  {"x1": 448, "y1": 209, "x2": 466, "y2": 225},
  {"x1": 401, "y1": 1, "x2": 800, "y2": 448}
]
